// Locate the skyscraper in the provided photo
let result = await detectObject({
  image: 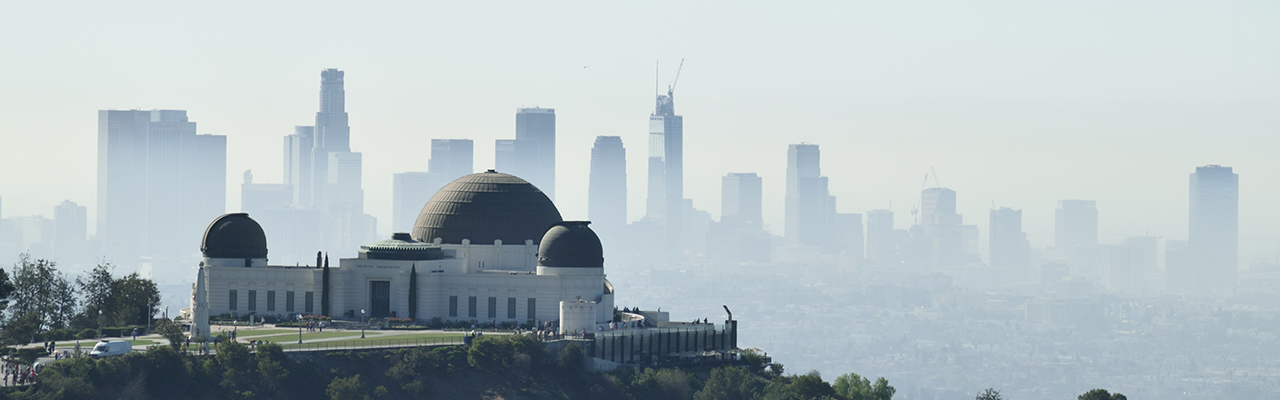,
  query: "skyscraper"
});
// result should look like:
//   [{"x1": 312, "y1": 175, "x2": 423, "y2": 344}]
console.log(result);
[
  {"x1": 645, "y1": 86, "x2": 684, "y2": 255},
  {"x1": 989, "y1": 207, "x2": 1029, "y2": 270},
  {"x1": 515, "y1": 108, "x2": 555, "y2": 200},
  {"x1": 785, "y1": 144, "x2": 829, "y2": 246},
  {"x1": 1188, "y1": 165, "x2": 1239, "y2": 294},
  {"x1": 310, "y1": 69, "x2": 355, "y2": 211},
  {"x1": 865, "y1": 210, "x2": 896, "y2": 266},
  {"x1": 1055, "y1": 200, "x2": 1098, "y2": 251},
  {"x1": 429, "y1": 139, "x2": 474, "y2": 183},
  {"x1": 240, "y1": 170, "x2": 292, "y2": 218},
  {"x1": 53, "y1": 200, "x2": 87, "y2": 262},
  {"x1": 392, "y1": 172, "x2": 444, "y2": 234},
  {"x1": 284, "y1": 126, "x2": 313, "y2": 206},
  {"x1": 721, "y1": 173, "x2": 762, "y2": 230},
  {"x1": 96, "y1": 109, "x2": 226, "y2": 264},
  {"x1": 589, "y1": 136, "x2": 627, "y2": 231}
]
